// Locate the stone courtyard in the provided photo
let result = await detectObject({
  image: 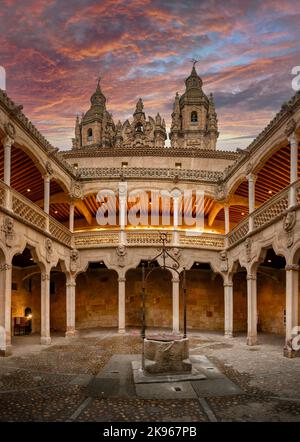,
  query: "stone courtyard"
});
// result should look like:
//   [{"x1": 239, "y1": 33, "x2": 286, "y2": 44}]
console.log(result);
[{"x1": 0, "y1": 329, "x2": 299, "y2": 422}]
